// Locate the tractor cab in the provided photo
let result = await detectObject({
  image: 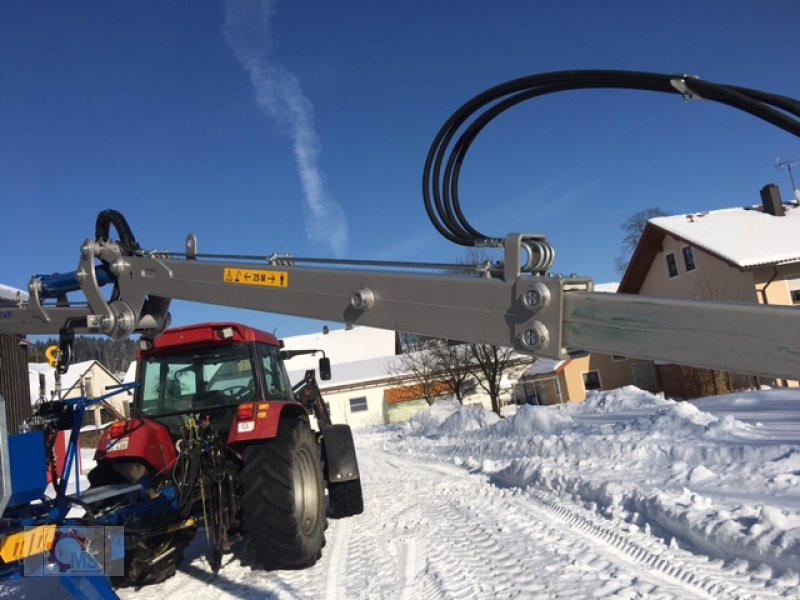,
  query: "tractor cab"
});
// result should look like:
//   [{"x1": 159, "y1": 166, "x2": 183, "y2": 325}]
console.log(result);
[{"x1": 134, "y1": 323, "x2": 295, "y2": 435}]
